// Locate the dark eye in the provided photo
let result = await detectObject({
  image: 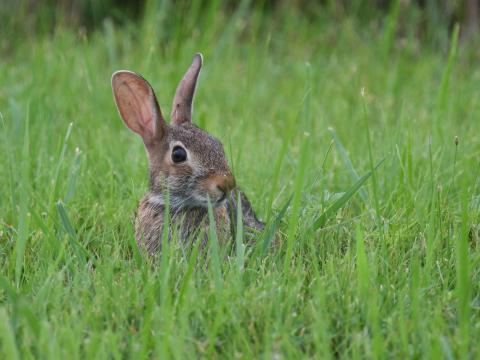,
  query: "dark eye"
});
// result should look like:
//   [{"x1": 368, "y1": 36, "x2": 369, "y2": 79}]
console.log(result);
[{"x1": 171, "y1": 145, "x2": 187, "y2": 163}]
